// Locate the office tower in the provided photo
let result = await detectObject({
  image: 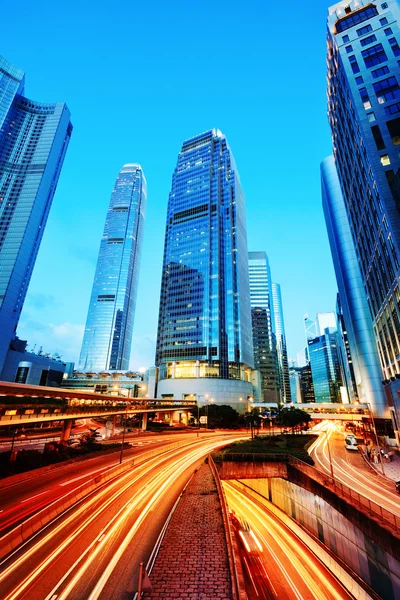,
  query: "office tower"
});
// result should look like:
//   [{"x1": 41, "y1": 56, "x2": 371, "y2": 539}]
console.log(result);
[
  {"x1": 271, "y1": 282, "x2": 291, "y2": 403},
  {"x1": 298, "y1": 363, "x2": 316, "y2": 403},
  {"x1": 322, "y1": 156, "x2": 389, "y2": 417},
  {"x1": 316, "y1": 312, "x2": 337, "y2": 335},
  {"x1": 308, "y1": 321, "x2": 343, "y2": 403},
  {"x1": 248, "y1": 252, "x2": 280, "y2": 403},
  {"x1": 326, "y1": 1, "x2": 400, "y2": 427},
  {"x1": 289, "y1": 365, "x2": 302, "y2": 403},
  {"x1": 336, "y1": 294, "x2": 358, "y2": 403},
  {"x1": 78, "y1": 164, "x2": 146, "y2": 372},
  {"x1": 0, "y1": 56, "x2": 72, "y2": 373},
  {"x1": 155, "y1": 129, "x2": 255, "y2": 411}
]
